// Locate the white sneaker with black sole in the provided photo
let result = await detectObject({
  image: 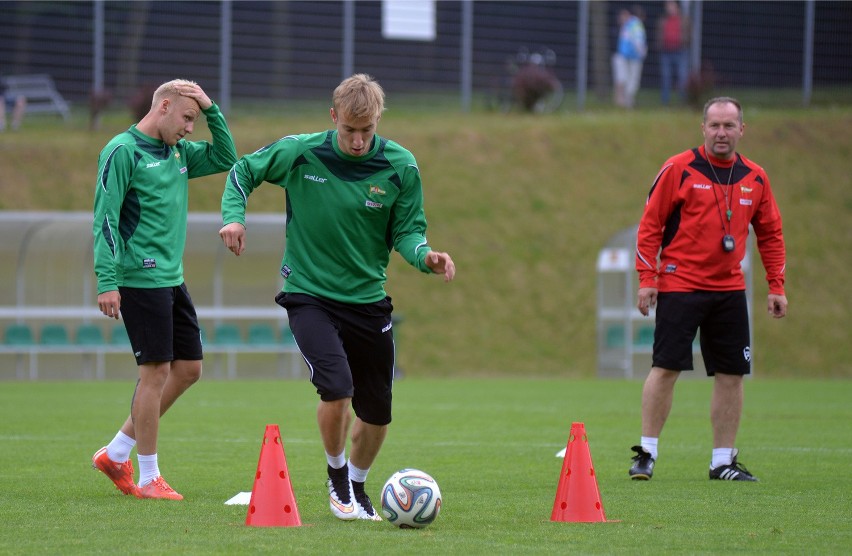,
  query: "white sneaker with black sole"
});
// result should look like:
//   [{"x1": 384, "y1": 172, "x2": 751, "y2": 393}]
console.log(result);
[
  {"x1": 327, "y1": 465, "x2": 358, "y2": 520},
  {"x1": 353, "y1": 488, "x2": 382, "y2": 521}
]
